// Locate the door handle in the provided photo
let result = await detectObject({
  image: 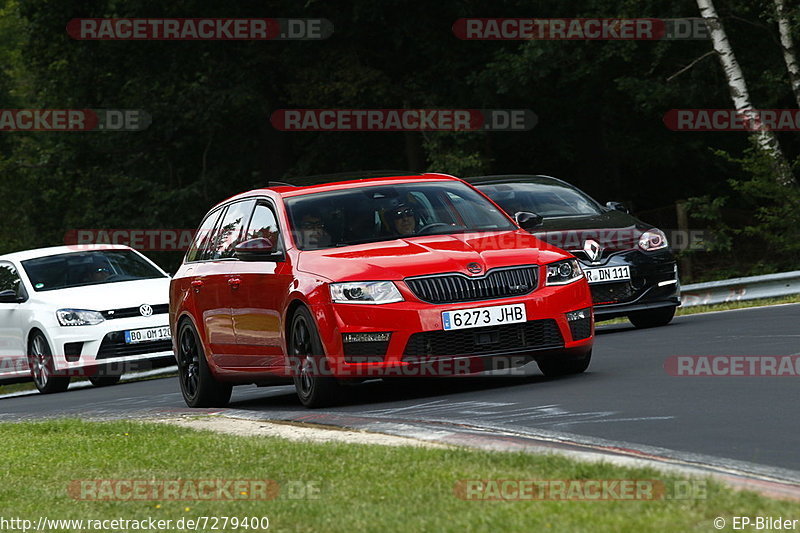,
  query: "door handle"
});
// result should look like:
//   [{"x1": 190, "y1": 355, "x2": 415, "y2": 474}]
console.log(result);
[
  {"x1": 190, "y1": 280, "x2": 203, "y2": 291},
  {"x1": 228, "y1": 278, "x2": 241, "y2": 288}
]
